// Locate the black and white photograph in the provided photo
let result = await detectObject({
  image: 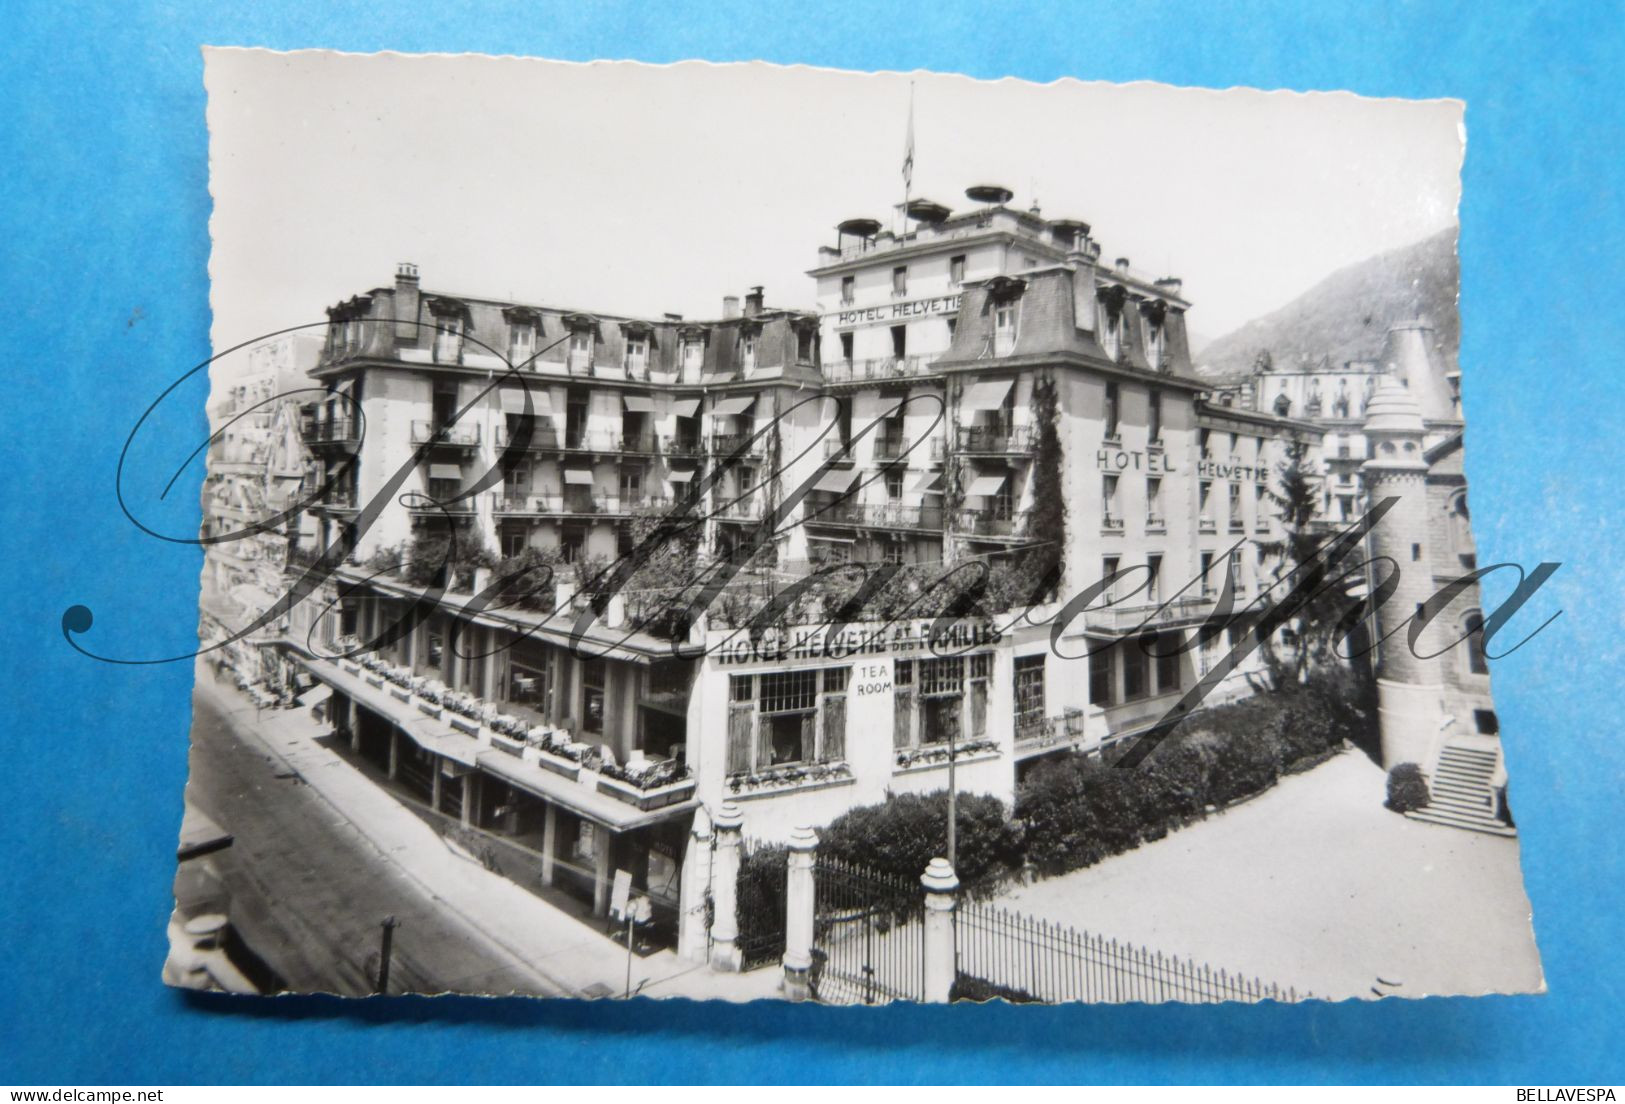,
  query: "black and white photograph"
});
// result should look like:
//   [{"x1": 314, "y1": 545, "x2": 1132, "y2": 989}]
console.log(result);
[{"x1": 174, "y1": 49, "x2": 1542, "y2": 1005}]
